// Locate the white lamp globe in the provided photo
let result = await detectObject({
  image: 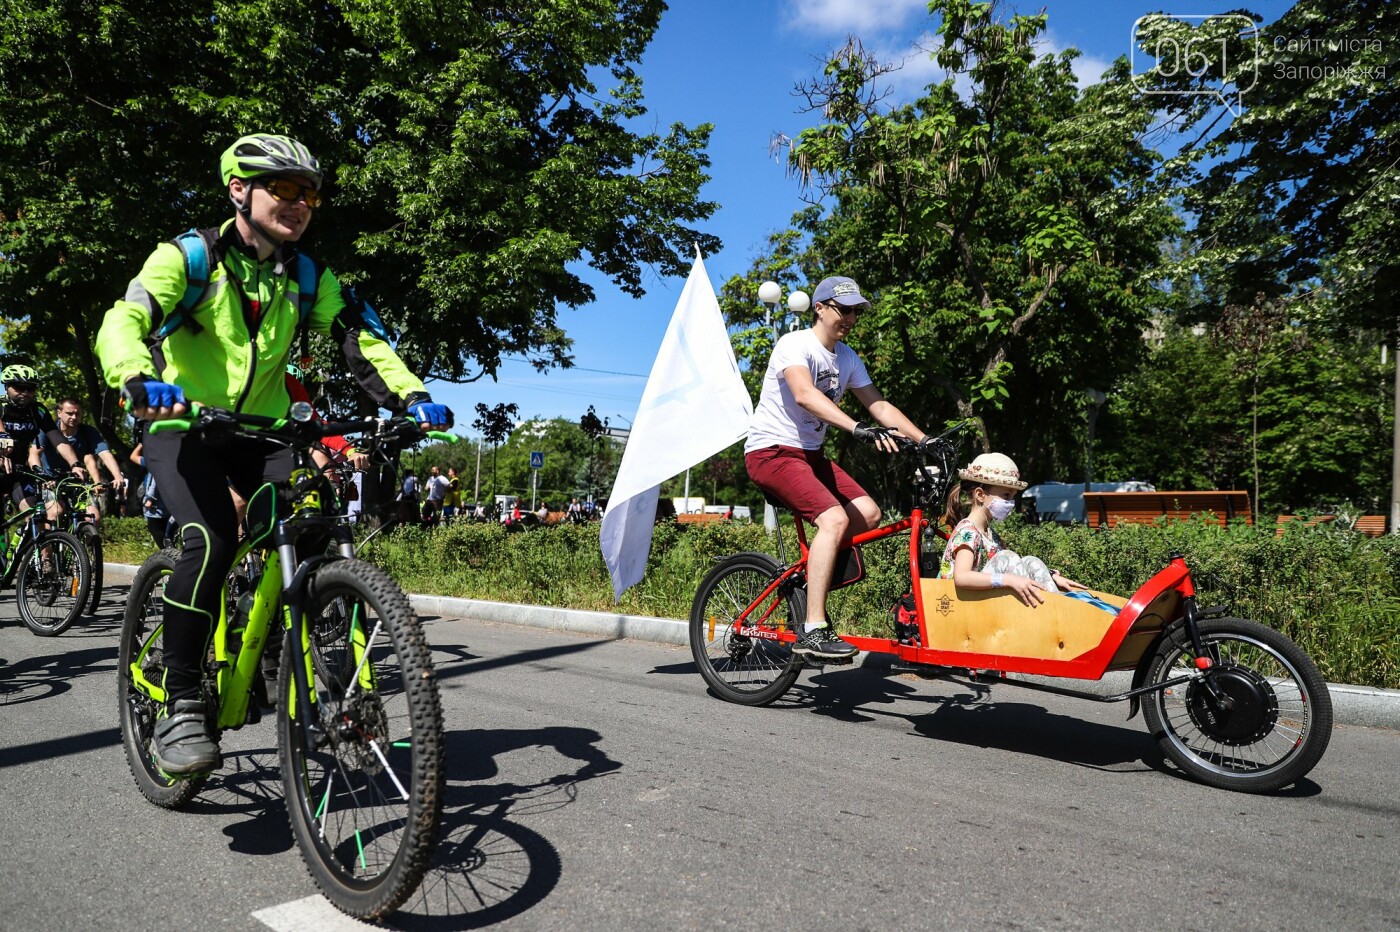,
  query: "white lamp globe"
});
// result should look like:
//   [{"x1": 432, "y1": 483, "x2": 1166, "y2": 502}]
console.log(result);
[
  {"x1": 757, "y1": 281, "x2": 782, "y2": 305},
  {"x1": 788, "y1": 290, "x2": 811, "y2": 315}
]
